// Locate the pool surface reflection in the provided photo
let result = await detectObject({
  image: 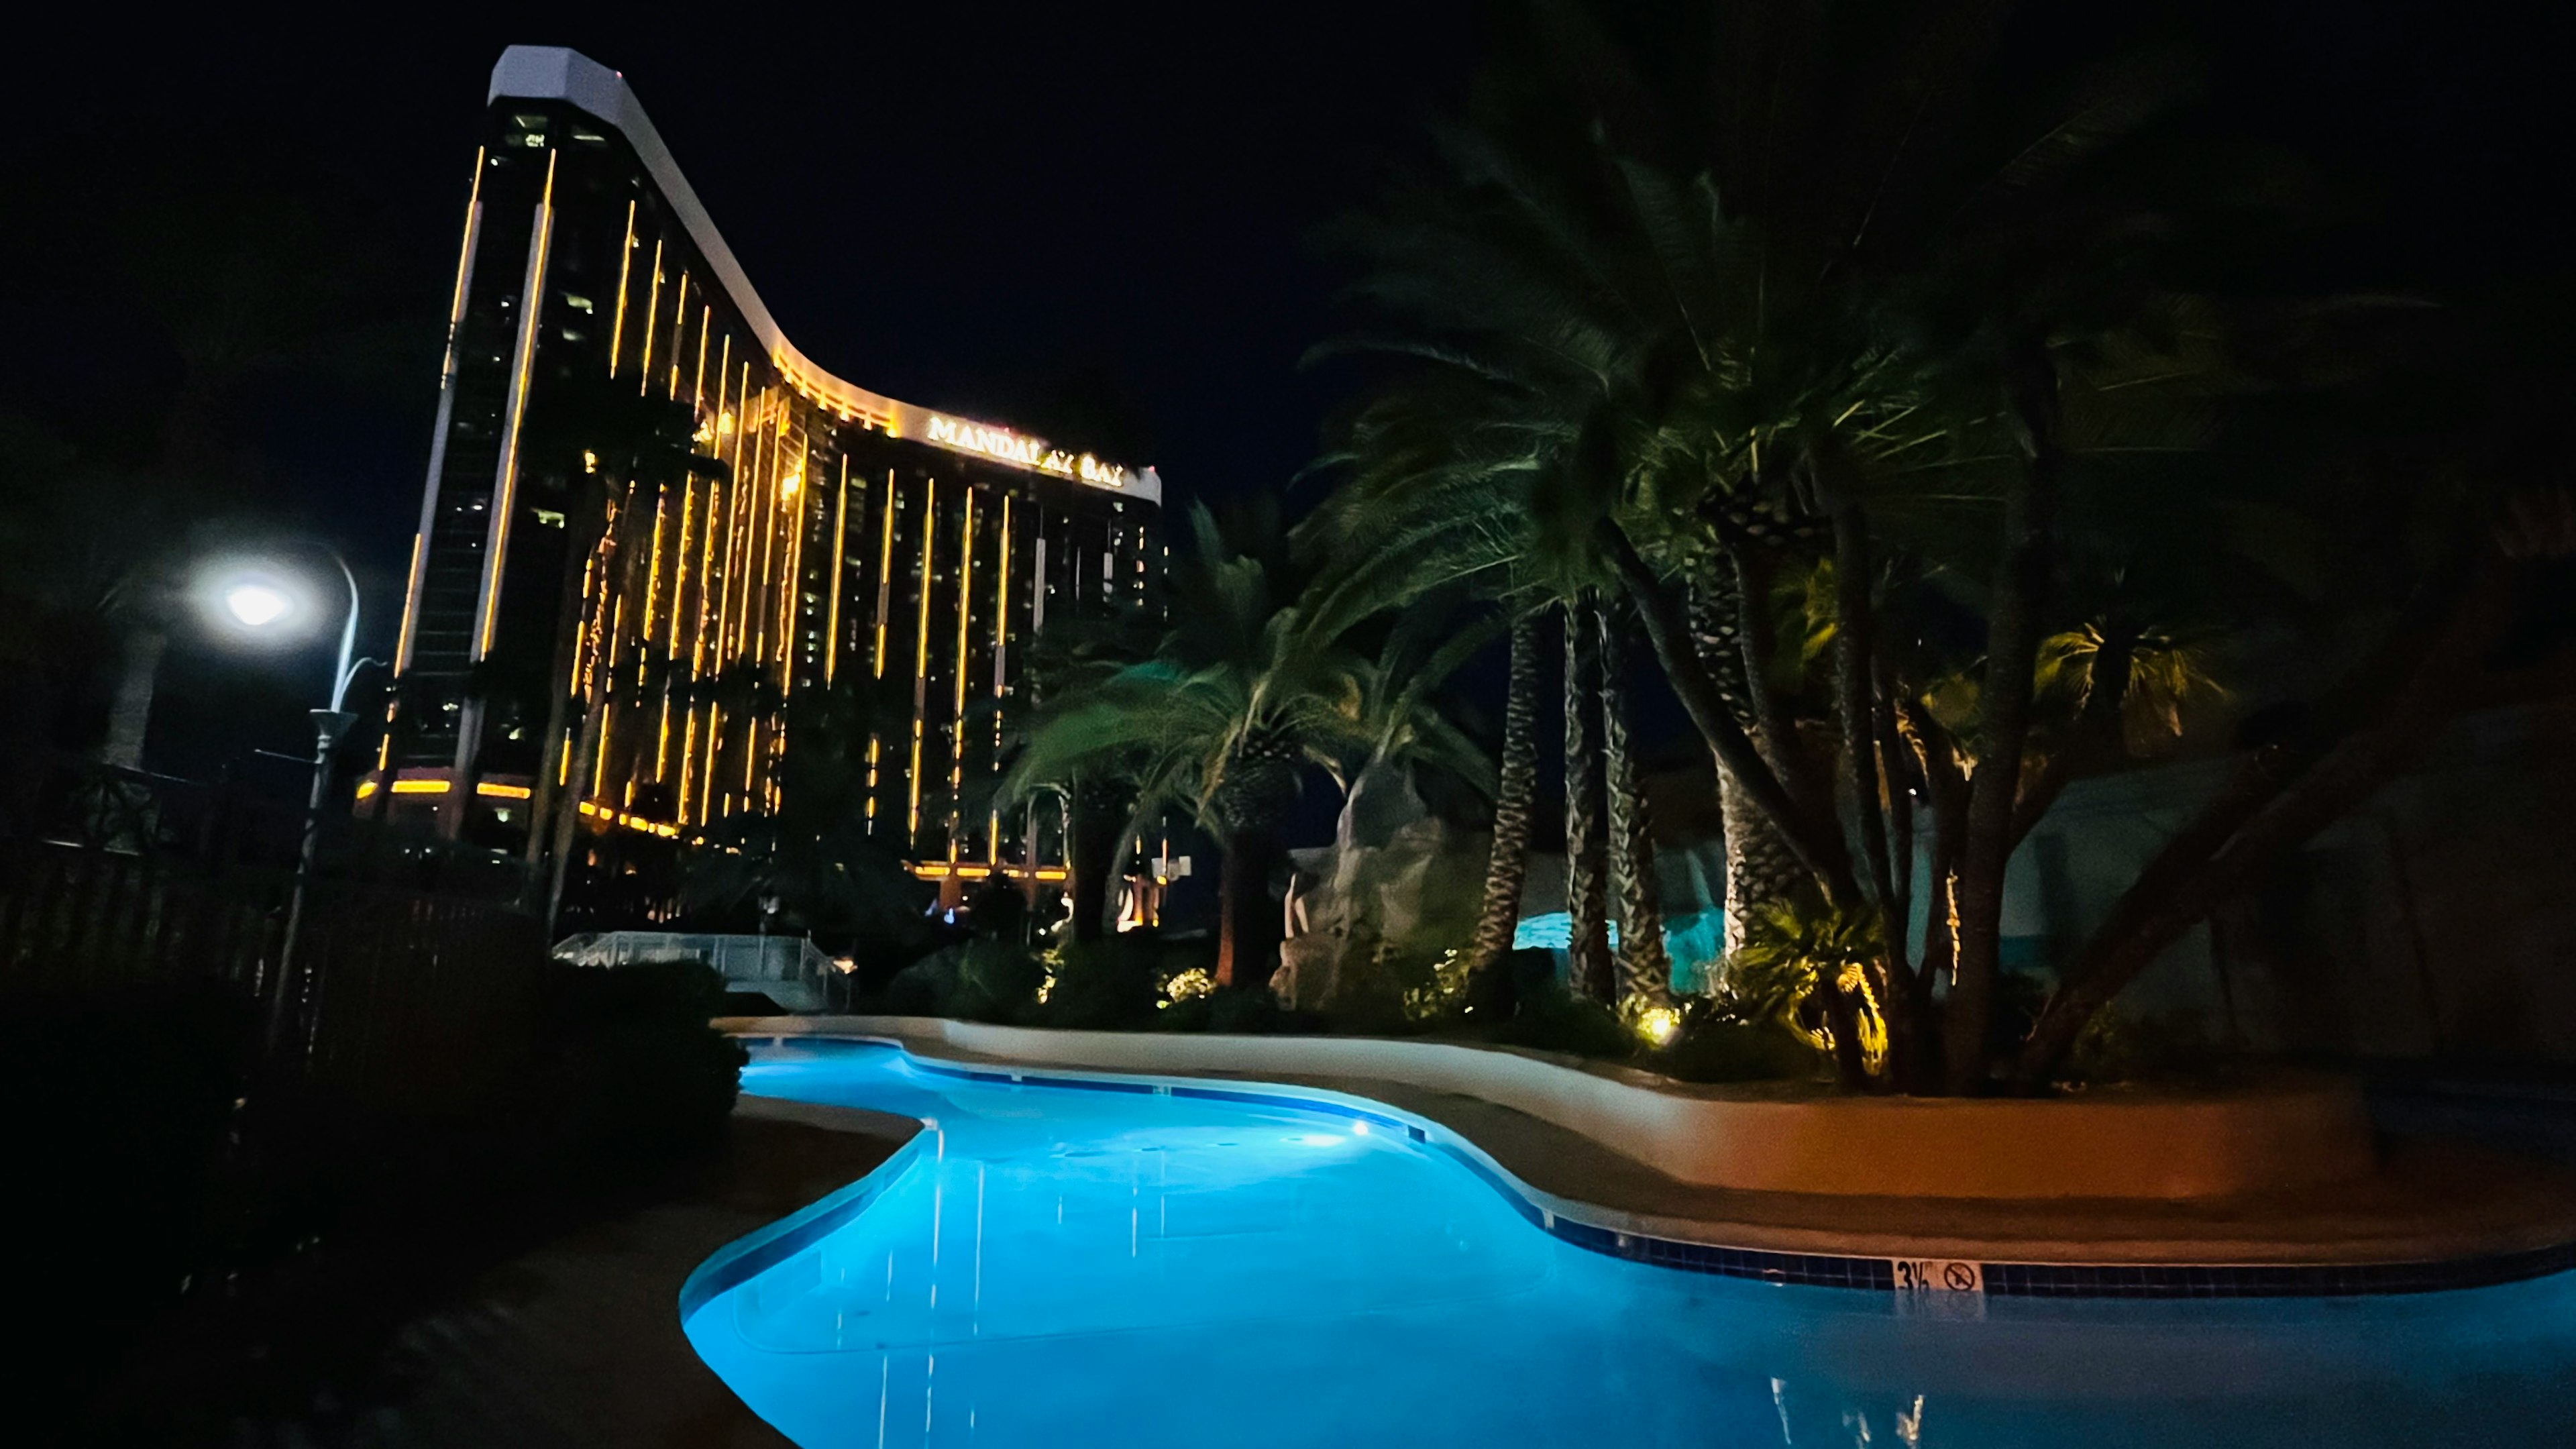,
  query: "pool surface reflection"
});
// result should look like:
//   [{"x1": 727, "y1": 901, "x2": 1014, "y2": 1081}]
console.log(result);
[{"x1": 683, "y1": 1039, "x2": 2576, "y2": 1447}]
